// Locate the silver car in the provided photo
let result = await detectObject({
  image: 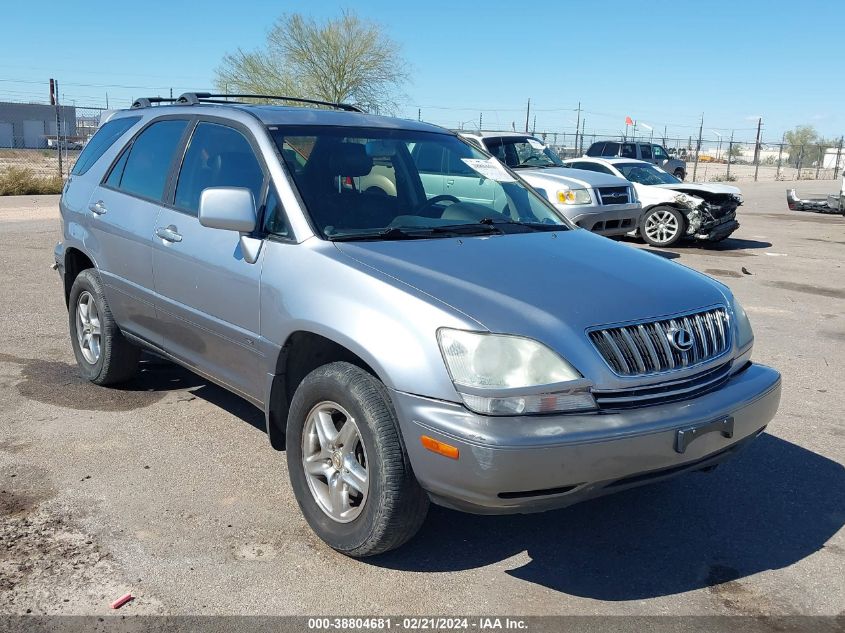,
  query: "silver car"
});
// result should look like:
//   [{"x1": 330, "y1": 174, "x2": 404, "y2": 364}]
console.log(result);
[{"x1": 55, "y1": 93, "x2": 781, "y2": 556}]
